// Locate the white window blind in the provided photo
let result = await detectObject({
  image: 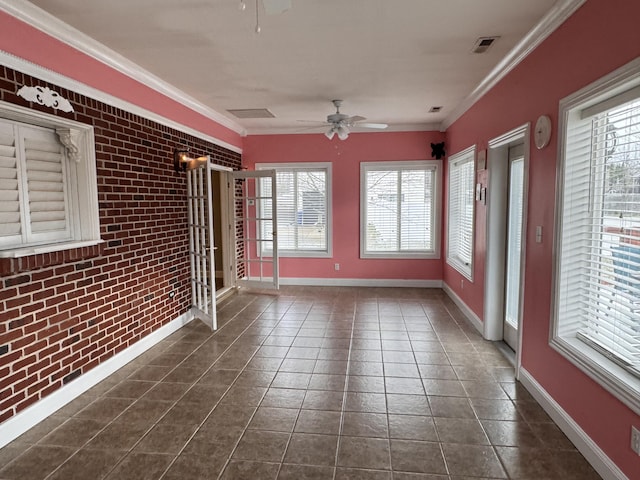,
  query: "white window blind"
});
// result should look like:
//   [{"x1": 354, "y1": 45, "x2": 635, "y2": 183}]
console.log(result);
[
  {"x1": 258, "y1": 163, "x2": 330, "y2": 256},
  {"x1": 557, "y1": 96, "x2": 640, "y2": 376},
  {"x1": 361, "y1": 161, "x2": 439, "y2": 258},
  {"x1": 0, "y1": 119, "x2": 71, "y2": 249},
  {"x1": 446, "y1": 147, "x2": 475, "y2": 278}
]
